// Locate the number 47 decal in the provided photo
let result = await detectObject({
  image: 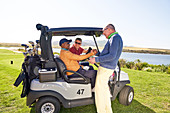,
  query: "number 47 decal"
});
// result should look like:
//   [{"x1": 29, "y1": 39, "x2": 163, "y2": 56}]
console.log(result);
[{"x1": 77, "y1": 89, "x2": 85, "y2": 95}]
